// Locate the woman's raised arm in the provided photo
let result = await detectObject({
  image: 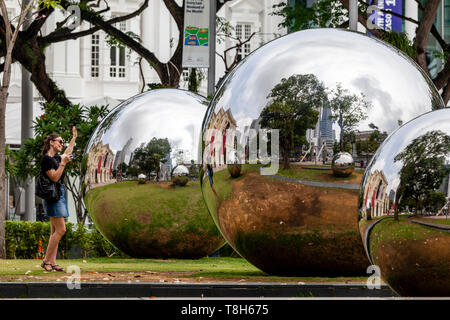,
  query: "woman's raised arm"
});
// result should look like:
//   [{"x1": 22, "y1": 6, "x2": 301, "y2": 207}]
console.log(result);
[{"x1": 64, "y1": 126, "x2": 77, "y2": 155}]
